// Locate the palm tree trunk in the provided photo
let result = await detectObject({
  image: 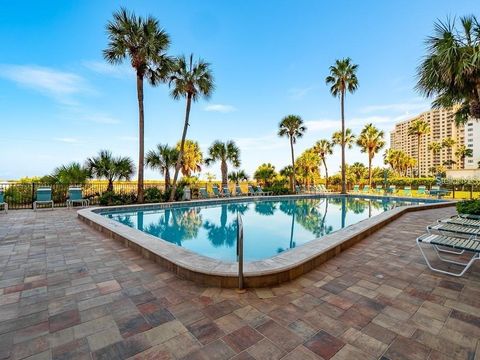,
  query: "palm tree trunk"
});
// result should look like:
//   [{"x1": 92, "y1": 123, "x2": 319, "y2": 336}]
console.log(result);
[
  {"x1": 169, "y1": 94, "x2": 192, "y2": 201},
  {"x1": 368, "y1": 153, "x2": 372, "y2": 186},
  {"x1": 221, "y1": 160, "x2": 228, "y2": 188},
  {"x1": 417, "y1": 135, "x2": 421, "y2": 178},
  {"x1": 165, "y1": 169, "x2": 171, "y2": 190},
  {"x1": 323, "y1": 158, "x2": 329, "y2": 188},
  {"x1": 341, "y1": 90, "x2": 346, "y2": 194},
  {"x1": 290, "y1": 137, "x2": 296, "y2": 192},
  {"x1": 136, "y1": 74, "x2": 145, "y2": 203},
  {"x1": 107, "y1": 179, "x2": 114, "y2": 193}
]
